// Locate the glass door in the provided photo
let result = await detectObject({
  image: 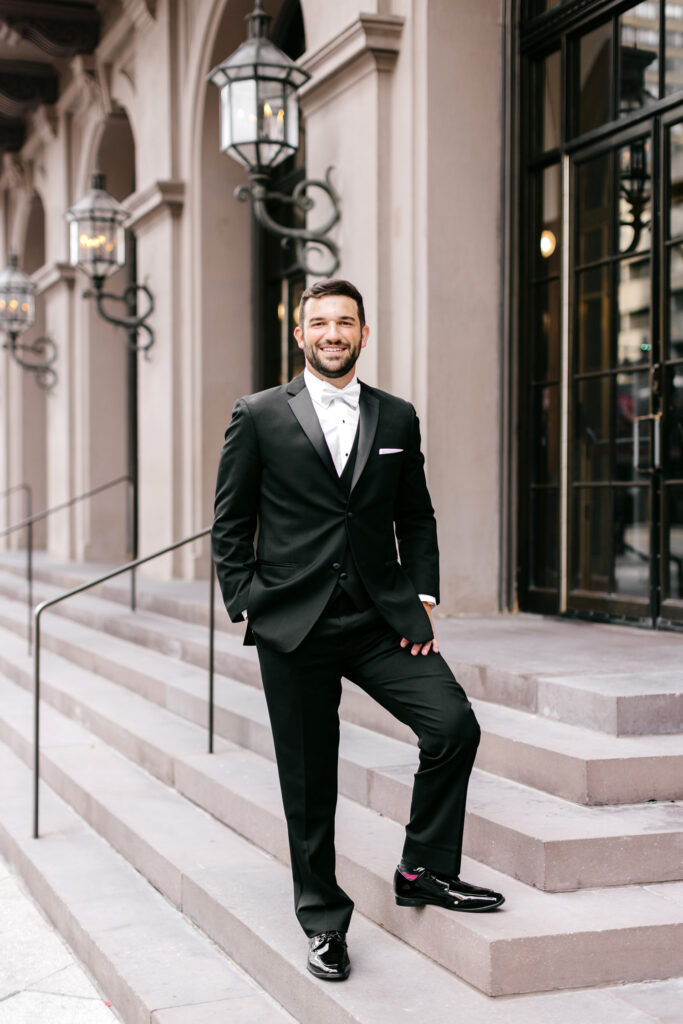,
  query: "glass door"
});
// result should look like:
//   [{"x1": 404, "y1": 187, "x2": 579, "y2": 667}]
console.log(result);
[
  {"x1": 570, "y1": 124, "x2": 657, "y2": 620},
  {"x1": 568, "y1": 114, "x2": 683, "y2": 626},
  {"x1": 660, "y1": 113, "x2": 683, "y2": 625}
]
